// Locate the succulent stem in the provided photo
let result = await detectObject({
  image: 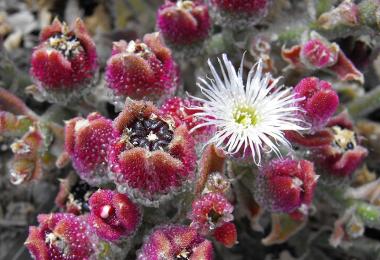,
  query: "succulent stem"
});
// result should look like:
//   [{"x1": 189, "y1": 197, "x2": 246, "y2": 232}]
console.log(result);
[{"x1": 347, "y1": 86, "x2": 380, "y2": 119}]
